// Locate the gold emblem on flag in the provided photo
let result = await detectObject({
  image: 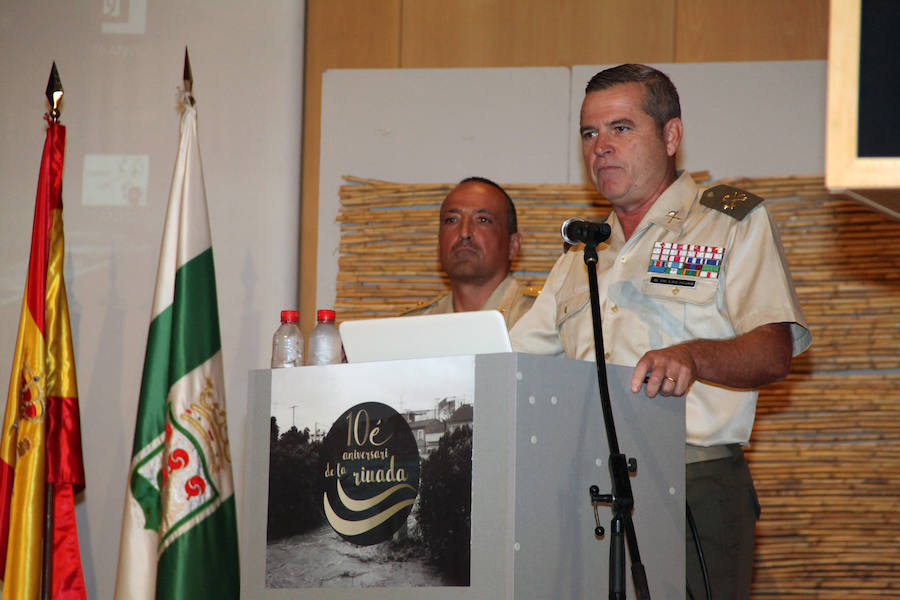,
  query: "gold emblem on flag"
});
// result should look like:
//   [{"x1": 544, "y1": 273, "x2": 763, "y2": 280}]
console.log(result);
[
  {"x1": 181, "y1": 376, "x2": 232, "y2": 473},
  {"x1": 17, "y1": 438, "x2": 32, "y2": 457},
  {"x1": 17, "y1": 365, "x2": 46, "y2": 427}
]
